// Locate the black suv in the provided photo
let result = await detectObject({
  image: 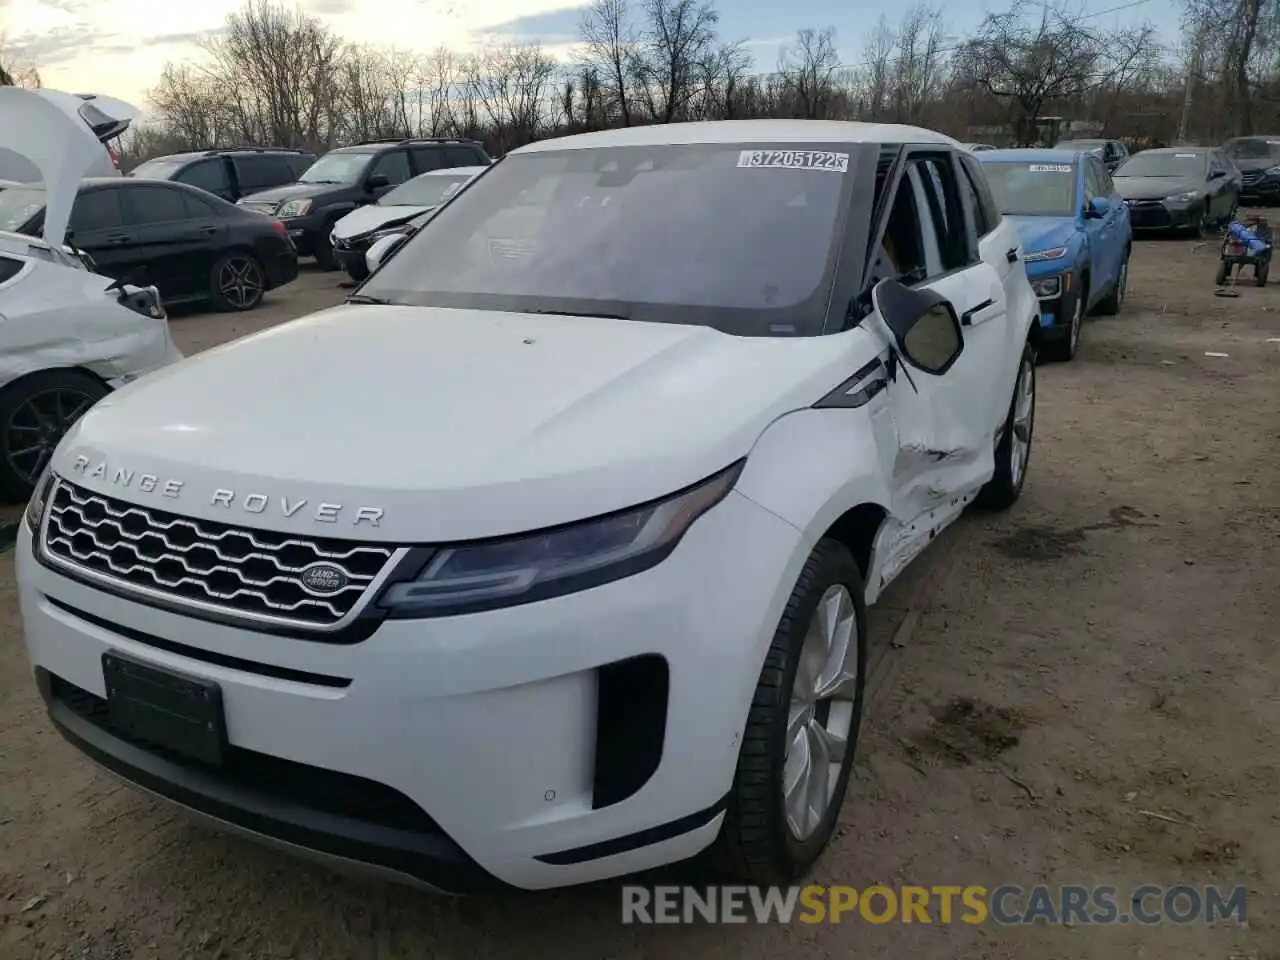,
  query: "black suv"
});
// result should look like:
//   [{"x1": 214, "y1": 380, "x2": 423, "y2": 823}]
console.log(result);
[
  {"x1": 235, "y1": 137, "x2": 492, "y2": 268},
  {"x1": 128, "y1": 148, "x2": 316, "y2": 204}
]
